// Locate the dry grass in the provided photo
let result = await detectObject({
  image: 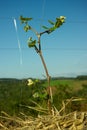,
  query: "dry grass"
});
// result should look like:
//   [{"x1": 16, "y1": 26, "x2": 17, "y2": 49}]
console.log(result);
[
  {"x1": 0, "y1": 98, "x2": 87, "y2": 130},
  {"x1": 72, "y1": 80, "x2": 87, "y2": 92}
]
